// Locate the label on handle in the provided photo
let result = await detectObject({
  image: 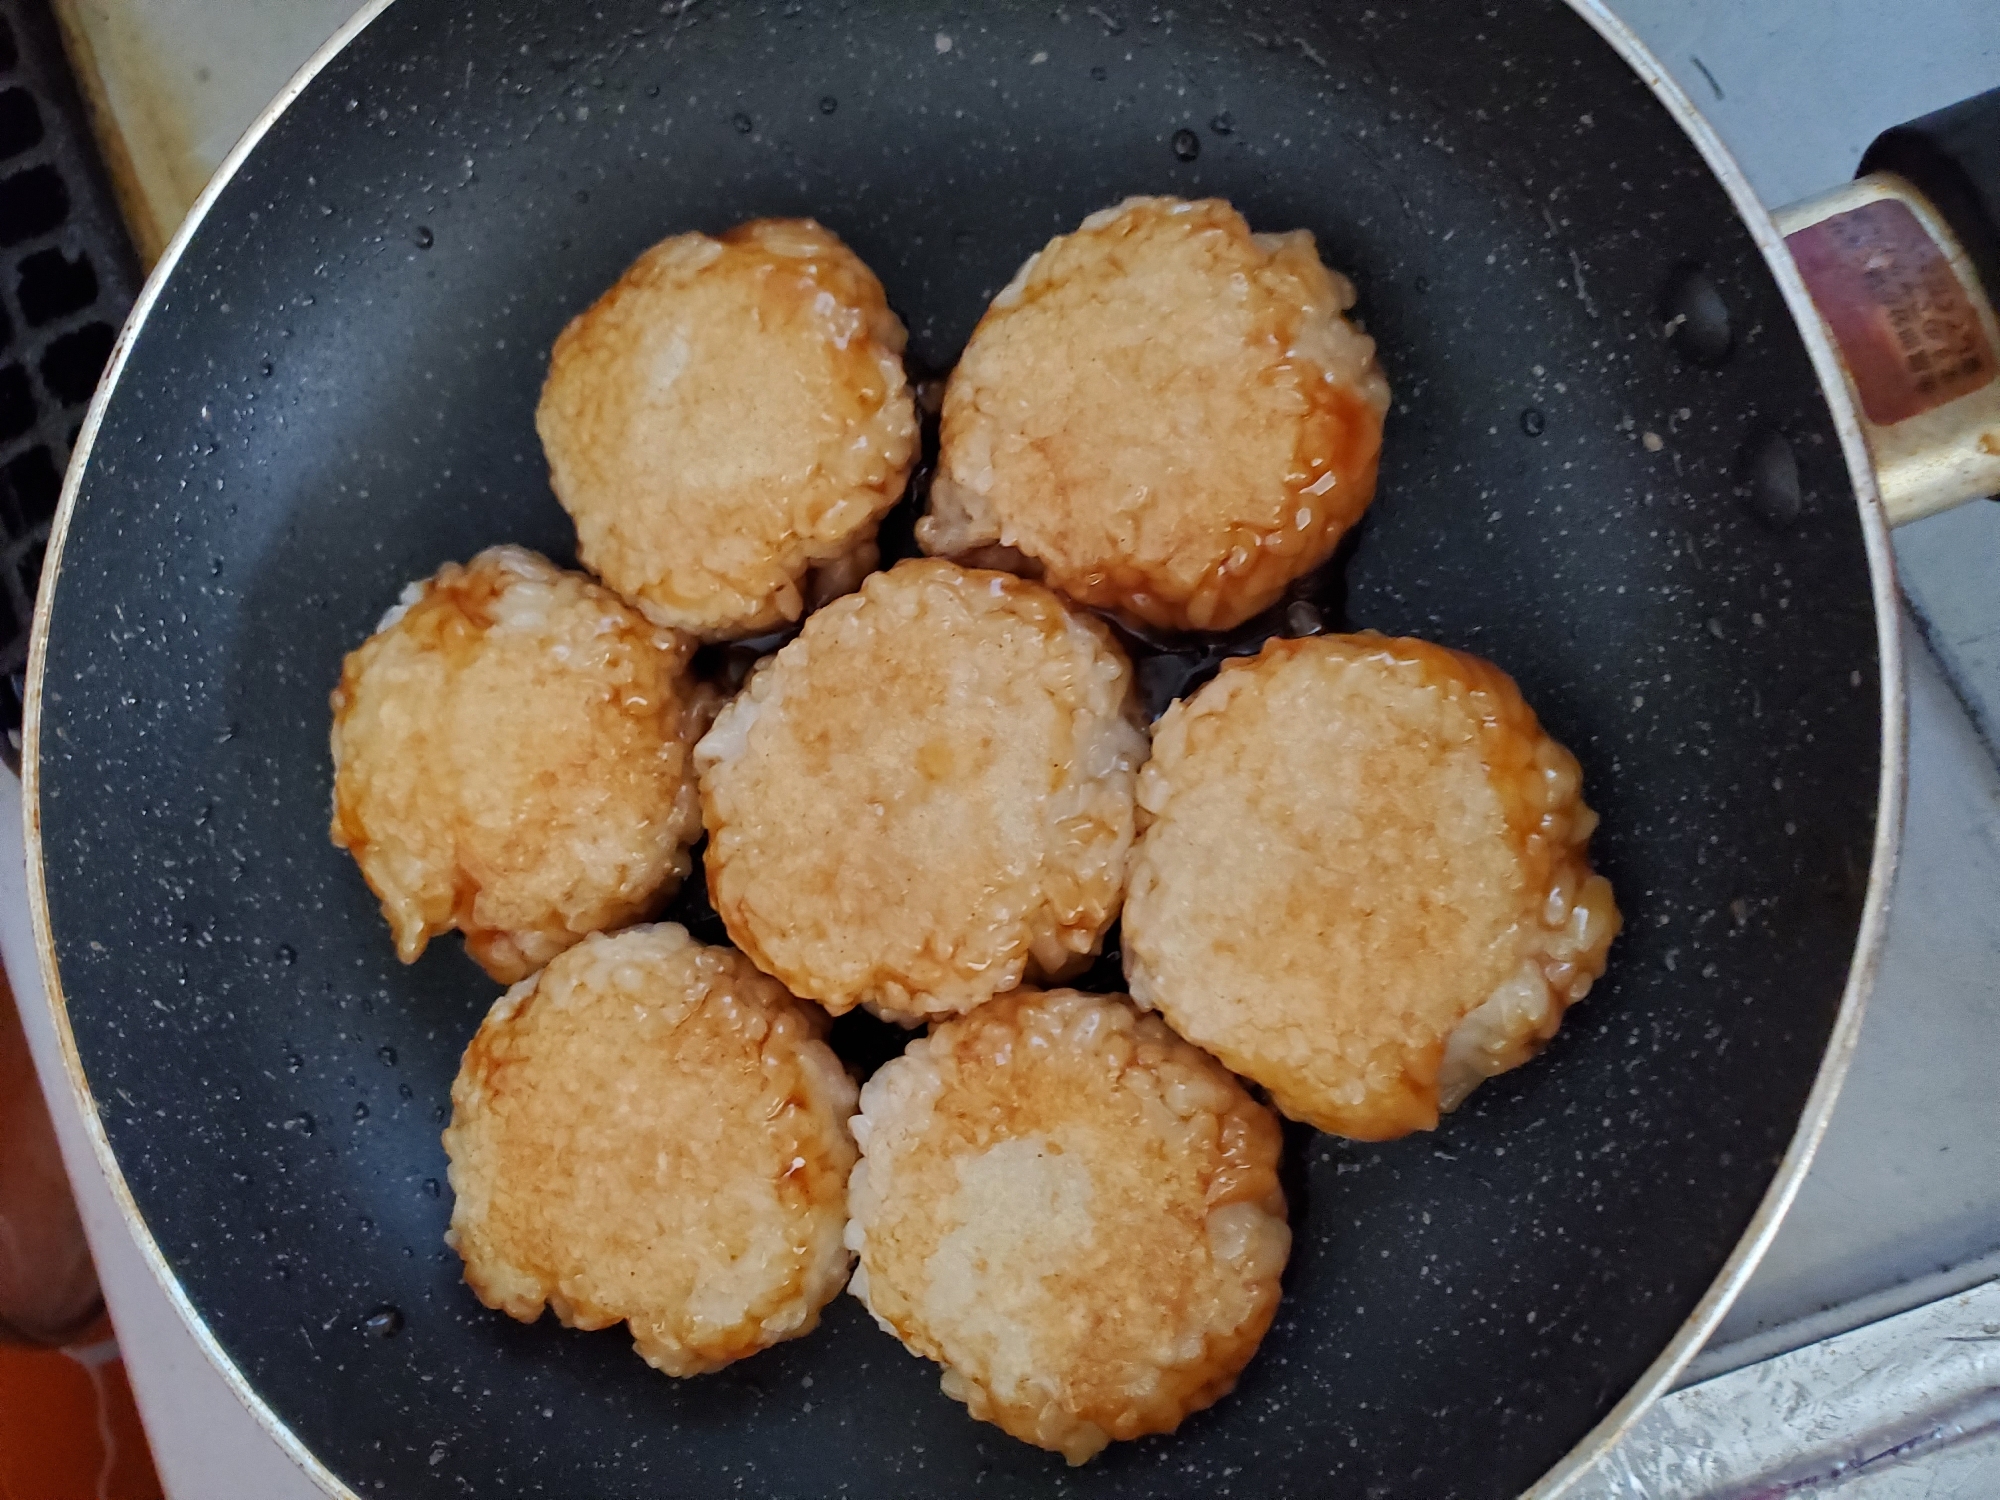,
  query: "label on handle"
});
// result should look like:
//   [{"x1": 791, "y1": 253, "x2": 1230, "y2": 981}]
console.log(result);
[{"x1": 1785, "y1": 197, "x2": 1996, "y2": 426}]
